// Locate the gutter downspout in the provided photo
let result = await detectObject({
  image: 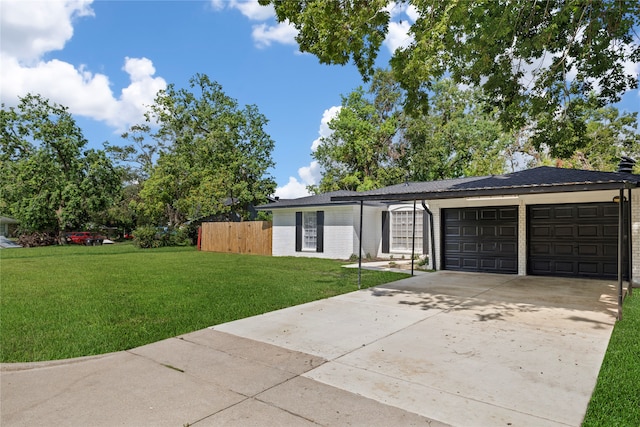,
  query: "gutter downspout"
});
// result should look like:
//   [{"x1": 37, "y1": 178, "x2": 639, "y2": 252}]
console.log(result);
[{"x1": 422, "y1": 200, "x2": 436, "y2": 271}]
